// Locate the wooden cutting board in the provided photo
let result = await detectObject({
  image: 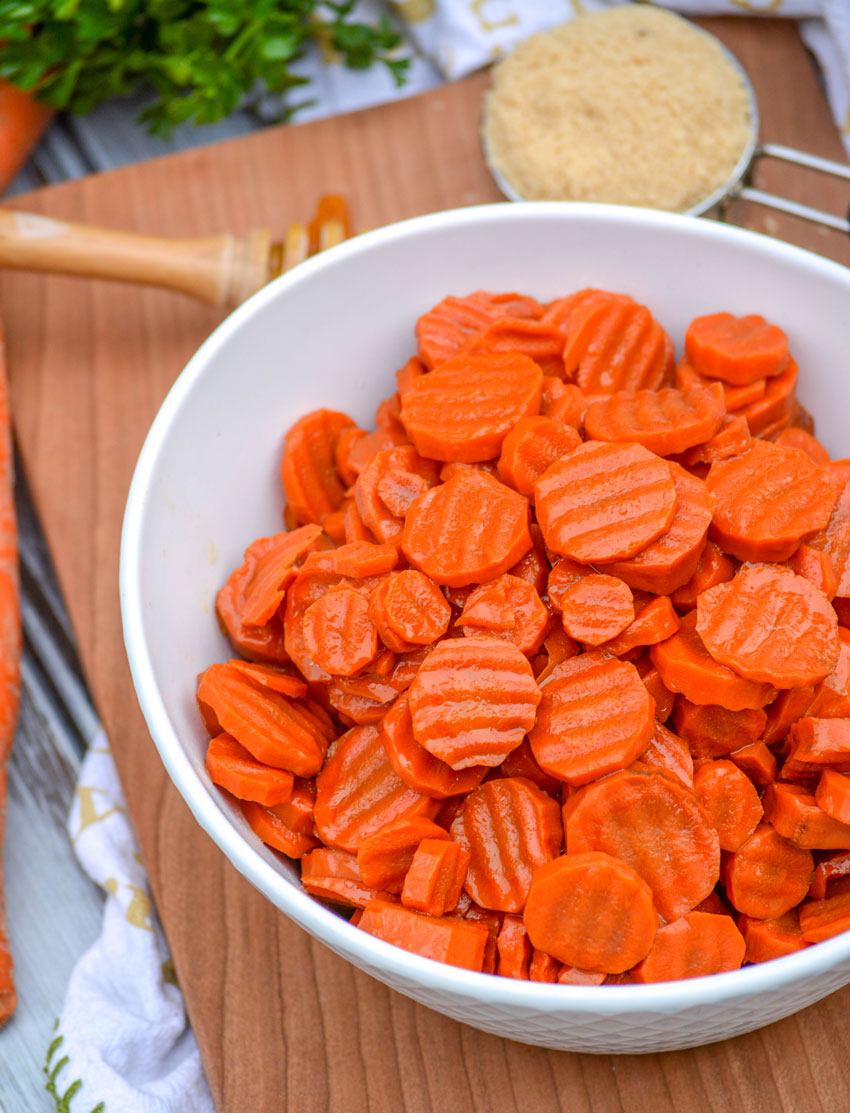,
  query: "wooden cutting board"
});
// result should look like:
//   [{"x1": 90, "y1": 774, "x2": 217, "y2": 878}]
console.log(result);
[{"x1": 5, "y1": 18, "x2": 850, "y2": 1113}]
